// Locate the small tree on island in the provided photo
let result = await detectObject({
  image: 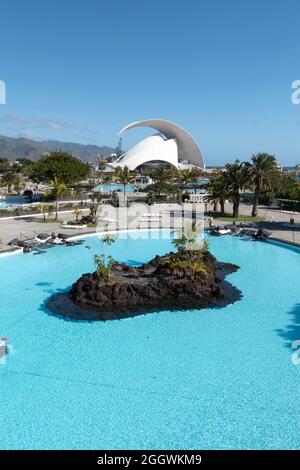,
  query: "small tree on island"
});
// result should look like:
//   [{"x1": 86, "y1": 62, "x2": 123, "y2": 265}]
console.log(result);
[
  {"x1": 170, "y1": 223, "x2": 210, "y2": 280},
  {"x1": 86, "y1": 234, "x2": 116, "y2": 282},
  {"x1": 172, "y1": 222, "x2": 206, "y2": 256}
]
